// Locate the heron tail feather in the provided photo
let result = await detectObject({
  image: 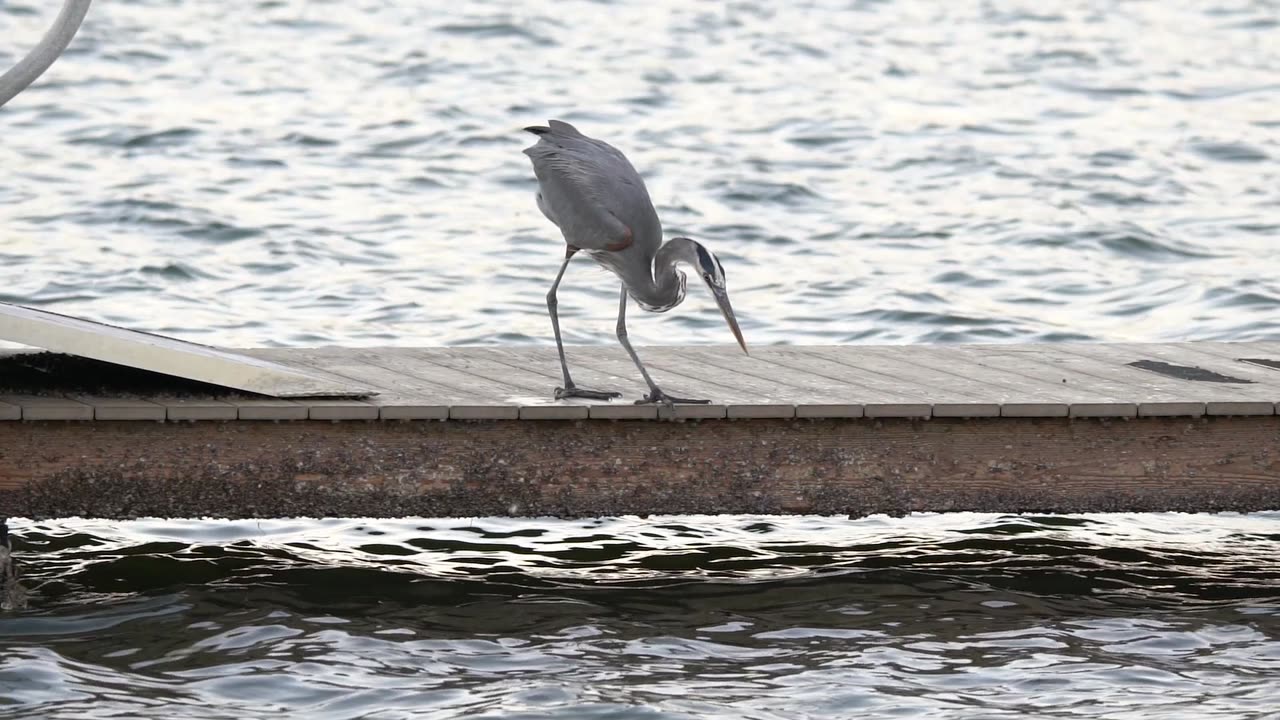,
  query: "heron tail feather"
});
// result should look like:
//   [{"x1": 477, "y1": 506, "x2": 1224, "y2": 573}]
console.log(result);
[{"x1": 524, "y1": 120, "x2": 584, "y2": 138}]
